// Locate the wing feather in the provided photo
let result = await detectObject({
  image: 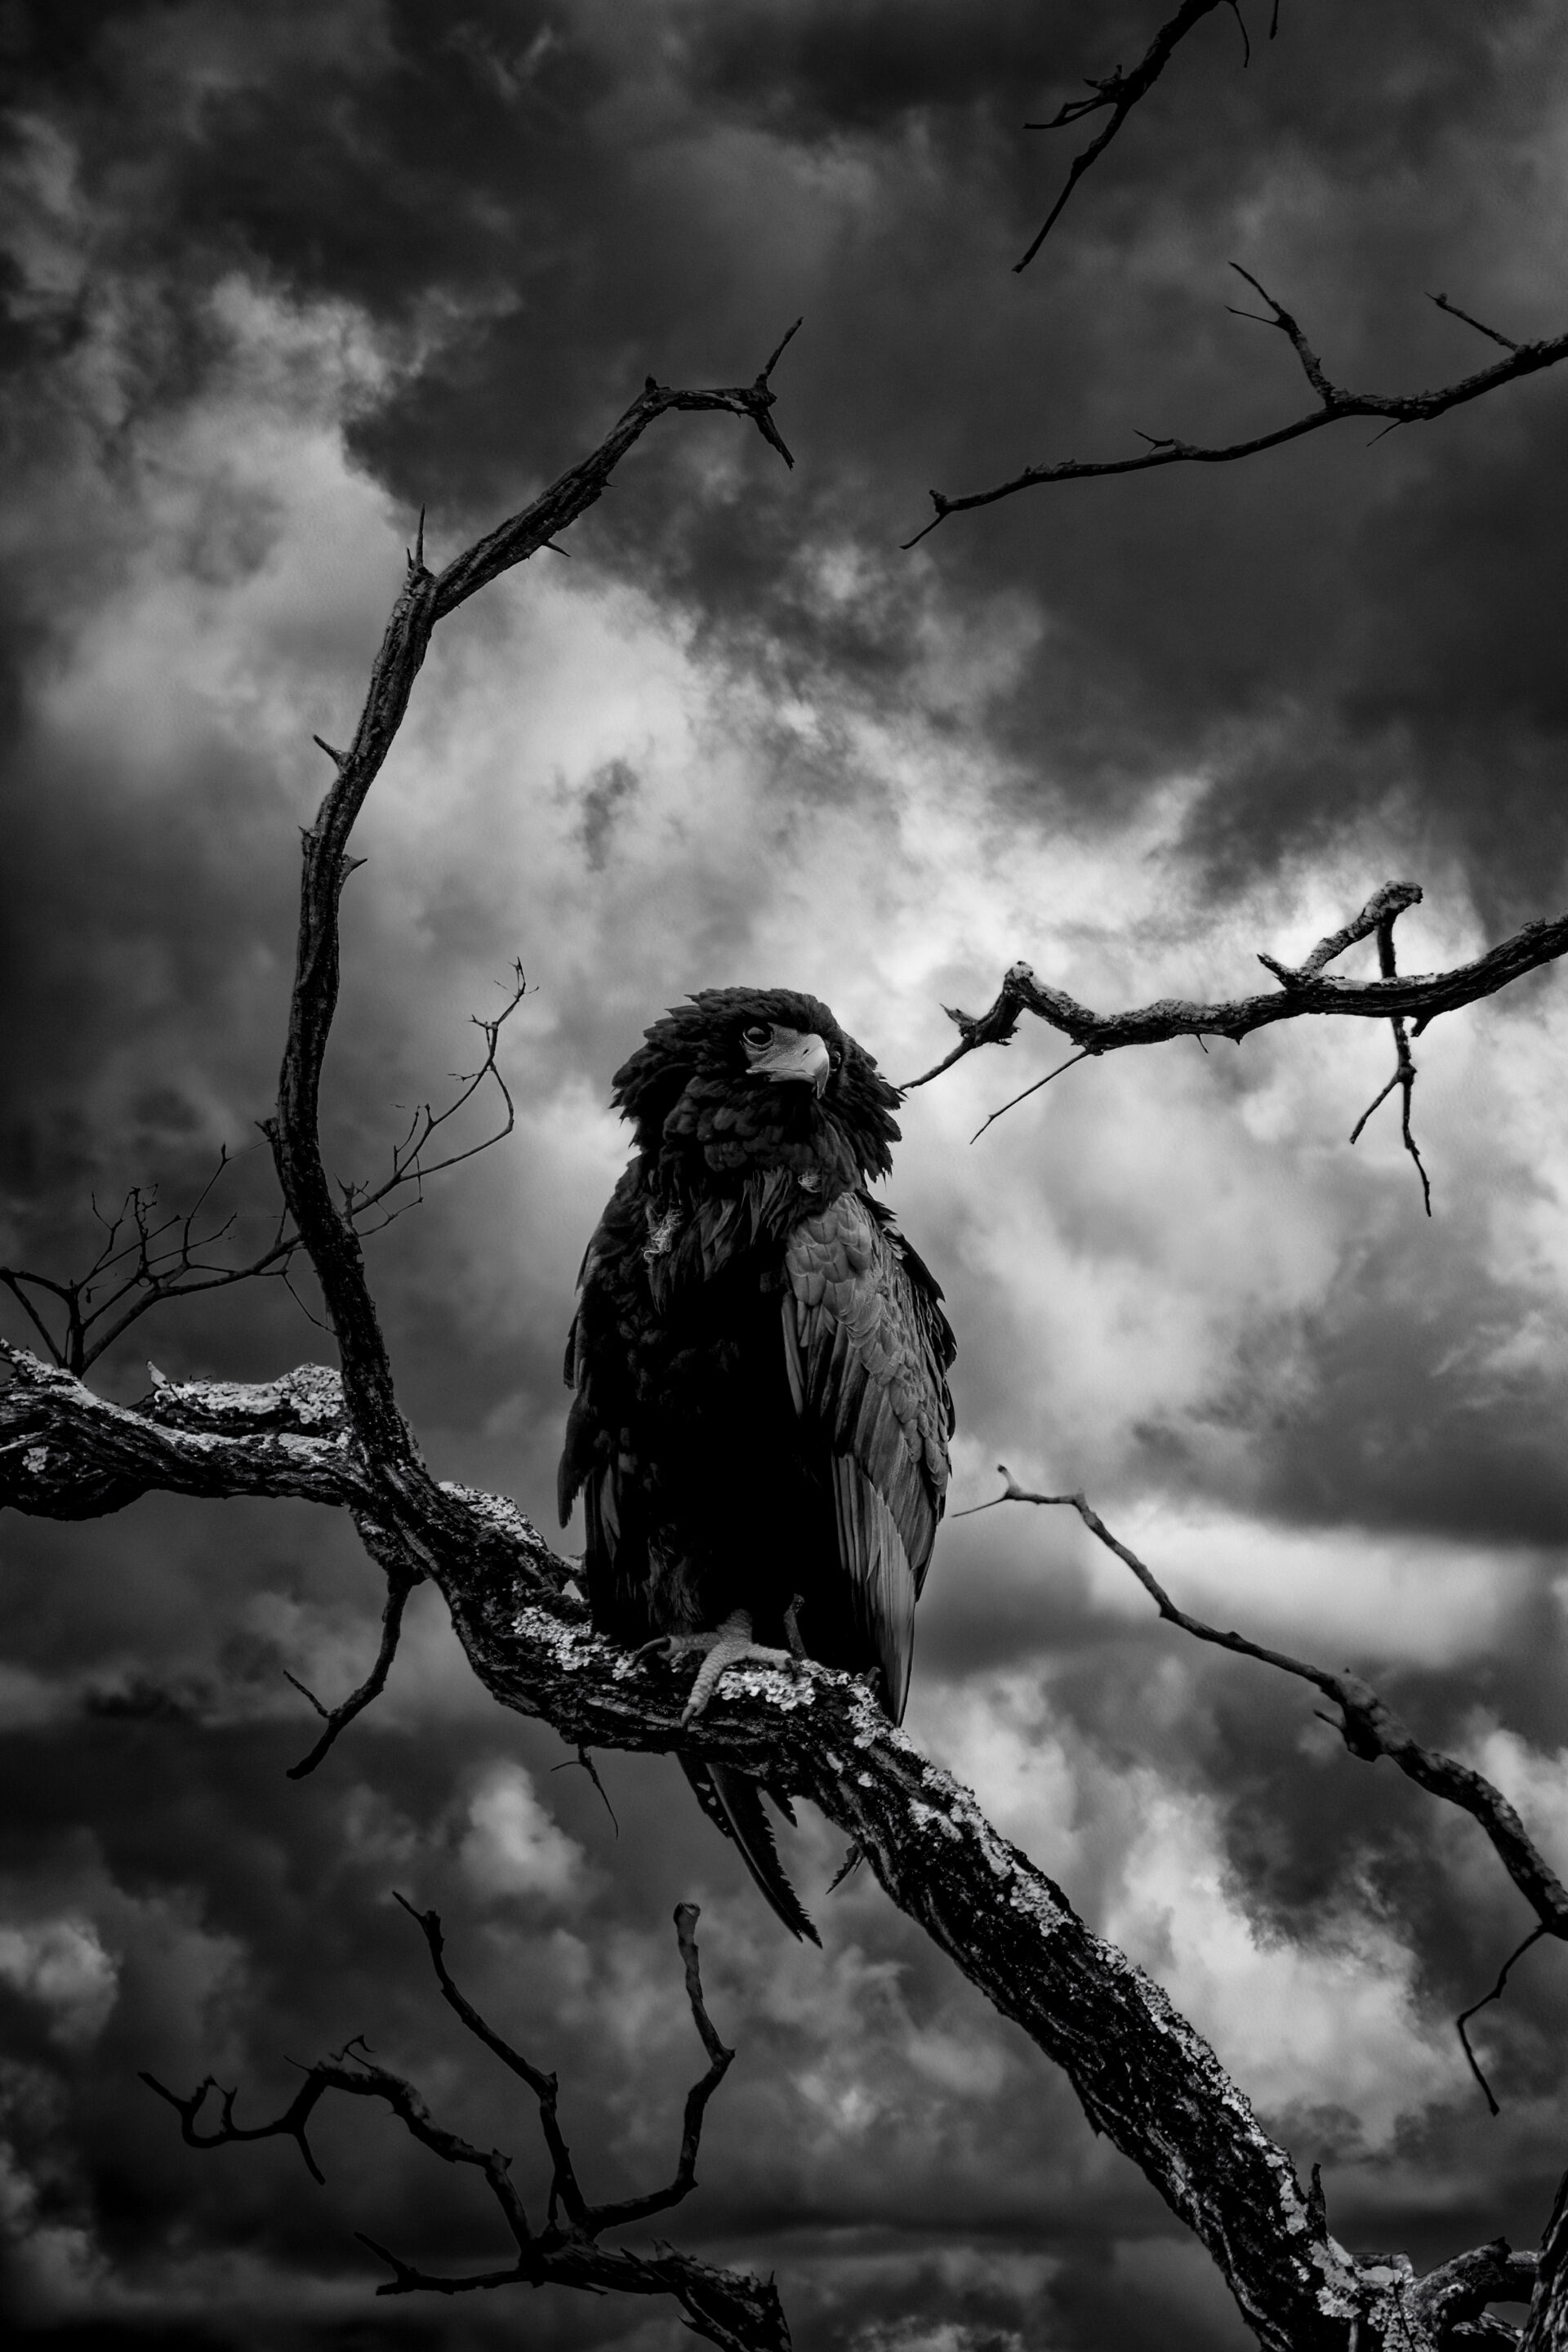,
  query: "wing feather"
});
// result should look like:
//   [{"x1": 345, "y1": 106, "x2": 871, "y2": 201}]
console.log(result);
[{"x1": 782, "y1": 1192, "x2": 955, "y2": 1718}]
